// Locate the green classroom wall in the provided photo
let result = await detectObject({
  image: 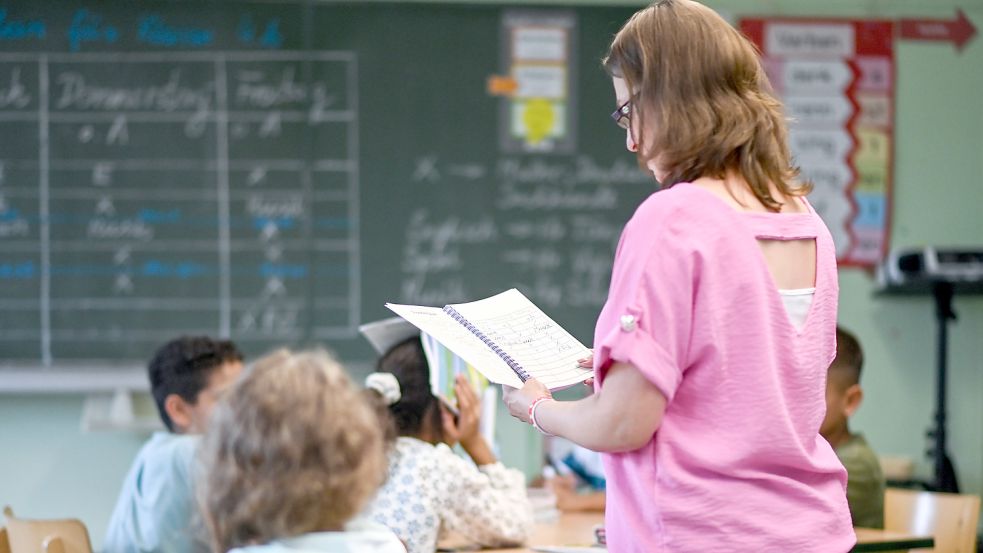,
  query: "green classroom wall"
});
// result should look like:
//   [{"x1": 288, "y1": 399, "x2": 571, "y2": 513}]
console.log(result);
[{"x1": 1, "y1": 1, "x2": 981, "y2": 549}]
